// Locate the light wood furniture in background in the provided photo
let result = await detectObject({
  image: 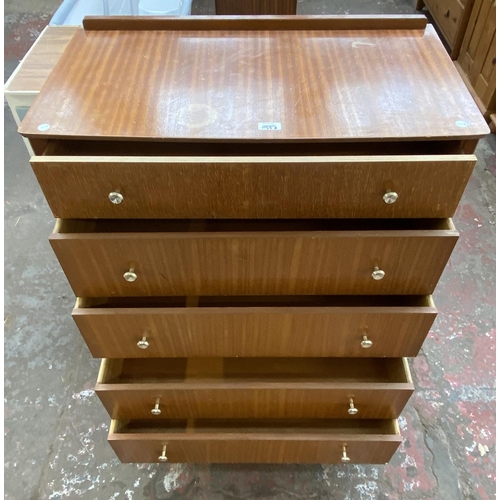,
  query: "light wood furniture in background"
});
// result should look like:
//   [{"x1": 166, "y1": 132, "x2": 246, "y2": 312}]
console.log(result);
[
  {"x1": 455, "y1": 0, "x2": 496, "y2": 120},
  {"x1": 4, "y1": 26, "x2": 78, "y2": 155},
  {"x1": 17, "y1": 15, "x2": 488, "y2": 464},
  {"x1": 416, "y1": 0, "x2": 476, "y2": 59},
  {"x1": 215, "y1": 0, "x2": 296, "y2": 15}
]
